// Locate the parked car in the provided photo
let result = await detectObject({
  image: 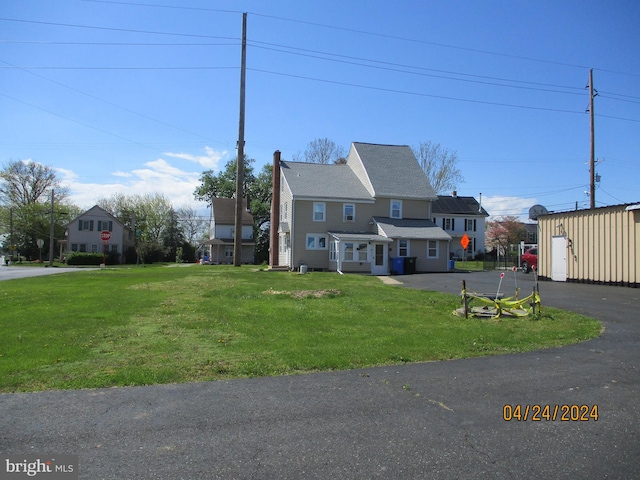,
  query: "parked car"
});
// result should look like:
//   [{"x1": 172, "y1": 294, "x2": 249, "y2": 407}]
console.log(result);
[{"x1": 521, "y1": 247, "x2": 538, "y2": 273}]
